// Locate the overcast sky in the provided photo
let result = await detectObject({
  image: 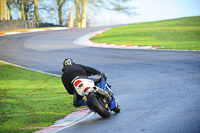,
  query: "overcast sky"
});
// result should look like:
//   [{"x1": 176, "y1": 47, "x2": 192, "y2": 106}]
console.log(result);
[{"x1": 93, "y1": 0, "x2": 200, "y2": 26}]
